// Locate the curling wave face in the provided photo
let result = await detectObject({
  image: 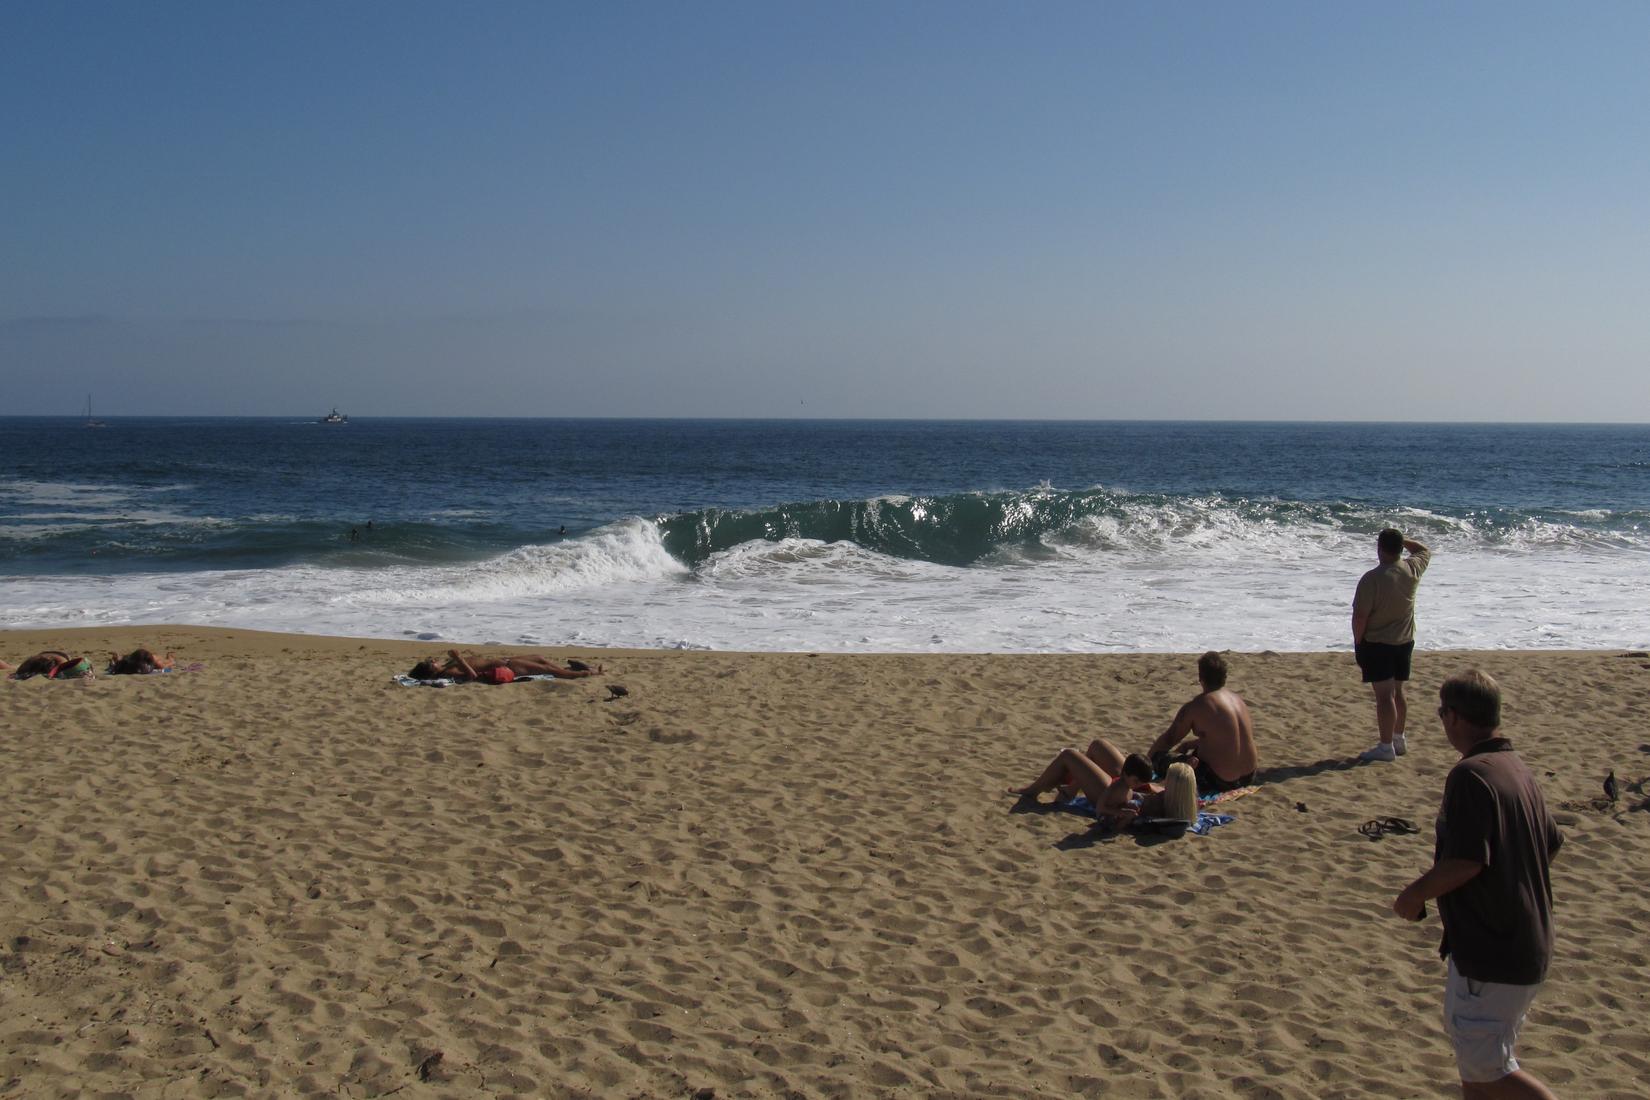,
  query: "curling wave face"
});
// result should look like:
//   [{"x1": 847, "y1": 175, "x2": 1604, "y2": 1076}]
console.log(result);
[{"x1": 657, "y1": 487, "x2": 1650, "y2": 567}]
